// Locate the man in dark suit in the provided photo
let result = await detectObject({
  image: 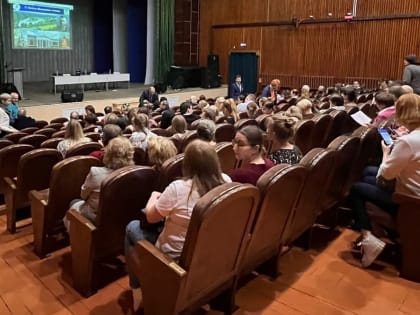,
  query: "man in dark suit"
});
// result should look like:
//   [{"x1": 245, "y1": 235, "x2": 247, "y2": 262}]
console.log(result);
[
  {"x1": 139, "y1": 86, "x2": 159, "y2": 108},
  {"x1": 230, "y1": 74, "x2": 244, "y2": 100}
]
